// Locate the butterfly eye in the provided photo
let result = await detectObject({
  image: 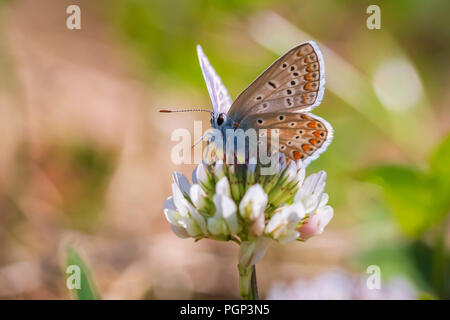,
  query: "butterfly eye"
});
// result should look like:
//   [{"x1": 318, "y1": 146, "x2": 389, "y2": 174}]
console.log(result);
[{"x1": 216, "y1": 114, "x2": 225, "y2": 126}]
